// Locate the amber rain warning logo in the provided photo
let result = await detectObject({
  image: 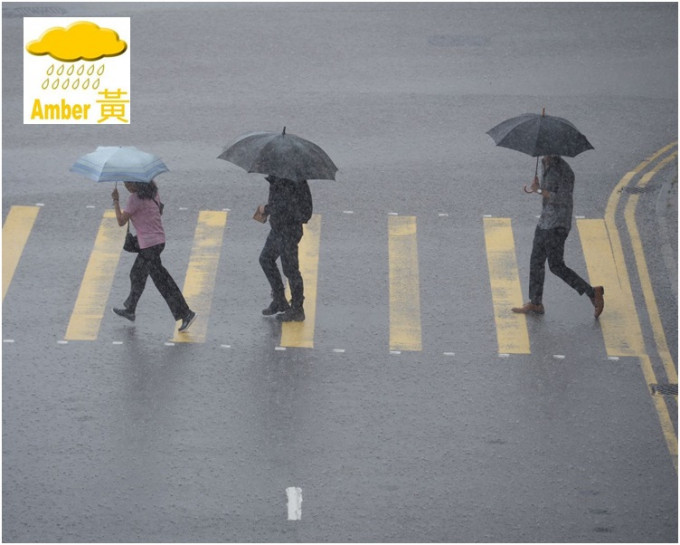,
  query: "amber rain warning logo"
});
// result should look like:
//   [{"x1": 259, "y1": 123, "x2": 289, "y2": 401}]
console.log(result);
[{"x1": 24, "y1": 18, "x2": 130, "y2": 124}]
